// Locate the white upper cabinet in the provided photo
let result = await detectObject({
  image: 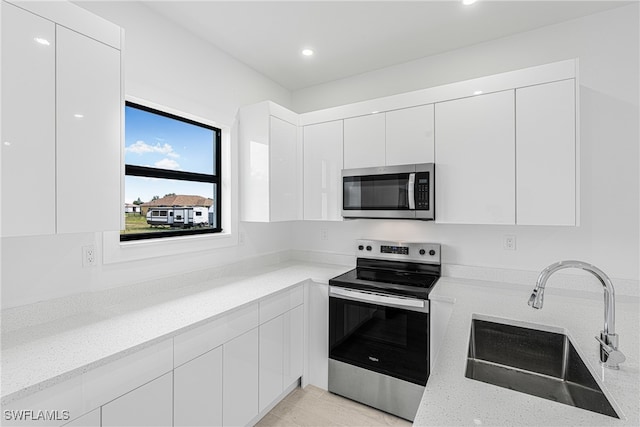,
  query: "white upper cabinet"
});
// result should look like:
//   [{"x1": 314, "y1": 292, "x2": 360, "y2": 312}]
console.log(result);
[
  {"x1": 303, "y1": 120, "x2": 343, "y2": 220},
  {"x1": 1, "y1": 2, "x2": 56, "y2": 237},
  {"x1": 239, "y1": 101, "x2": 301, "y2": 222},
  {"x1": 56, "y1": 25, "x2": 121, "y2": 234},
  {"x1": 385, "y1": 104, "x2": 435, "y2": 166},
  {"x1": 435, "y1": 90, "x2": 516, "y2": 224},
  {"x1": 343, "y1": 114, "x2": 386, "y2": 169},
  {"x1": 1, "y1": 1, "x2": 122, "y2": 237},
  {"x1": 516, "y1": 79, "x2": 576, "y2": 226}
]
